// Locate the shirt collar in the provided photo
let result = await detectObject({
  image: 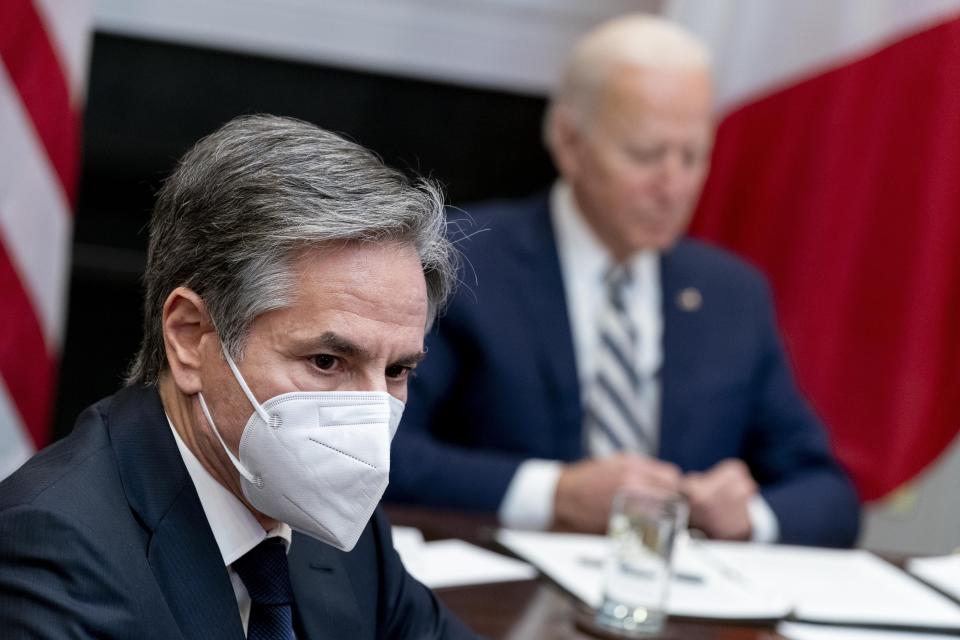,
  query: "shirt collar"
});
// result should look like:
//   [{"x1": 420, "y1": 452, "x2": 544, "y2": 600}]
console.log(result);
[{"x1": 167, "y1": 416, "x2": 292, "y2": 566}]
